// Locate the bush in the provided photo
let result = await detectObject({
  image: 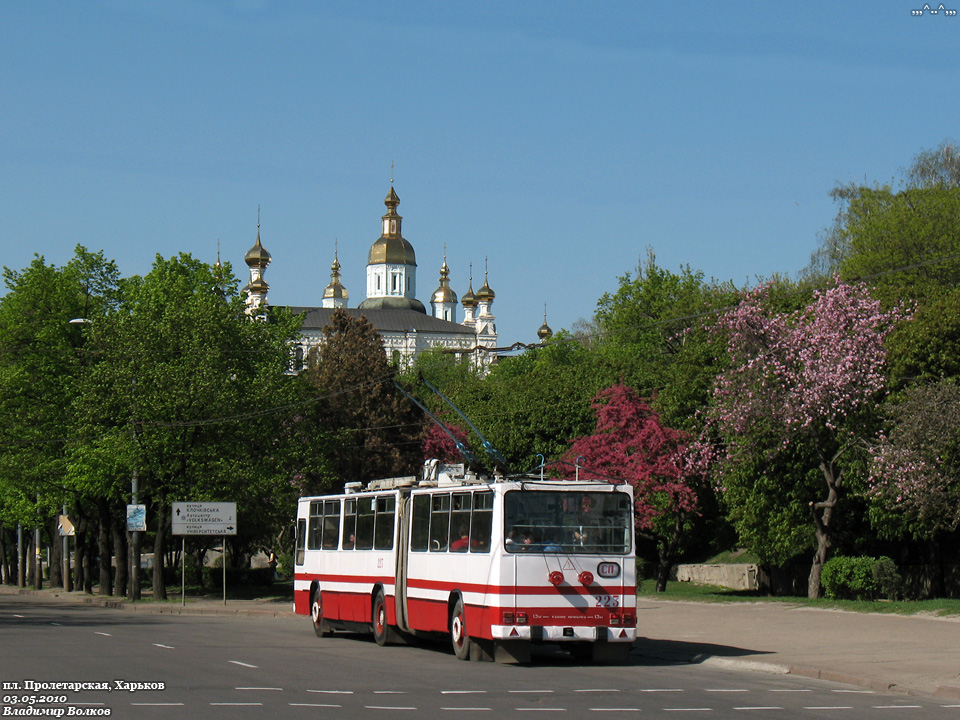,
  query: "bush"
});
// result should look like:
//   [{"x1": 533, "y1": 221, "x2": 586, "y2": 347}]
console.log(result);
[
  {"x1": 822, "y1": 556, "x2": 902, "y2": 600},
  {"x1": 873, "y1": 556, "x2": 902, "y2": 600}
]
